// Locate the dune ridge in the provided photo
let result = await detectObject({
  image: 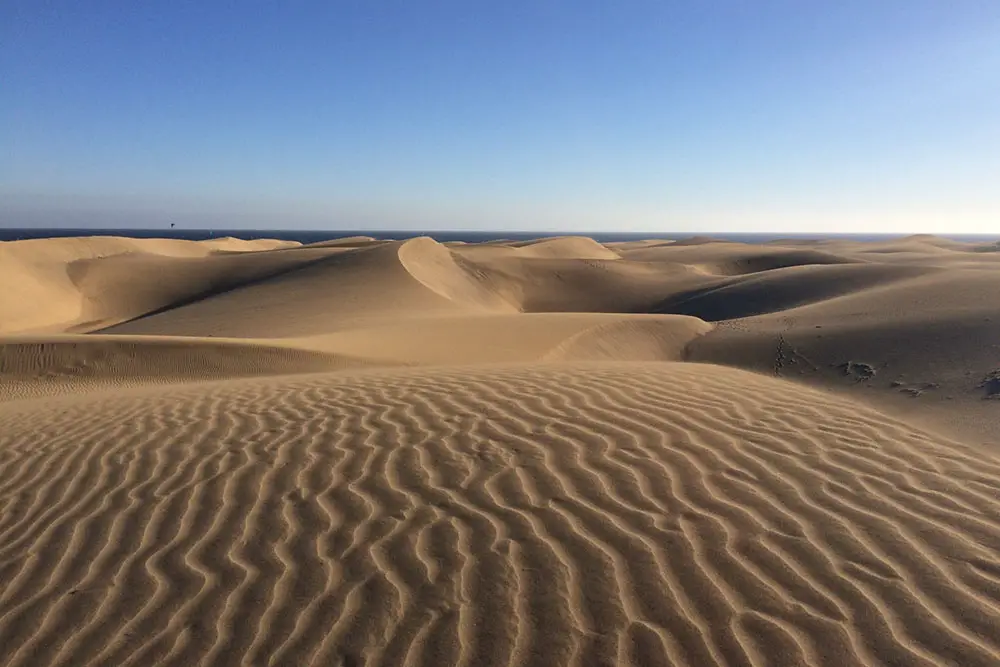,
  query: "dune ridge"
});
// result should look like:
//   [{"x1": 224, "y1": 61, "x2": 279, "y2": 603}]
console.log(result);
[{"x1": 2, "y1": 233, "x2": 1000, "y2": 666}]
